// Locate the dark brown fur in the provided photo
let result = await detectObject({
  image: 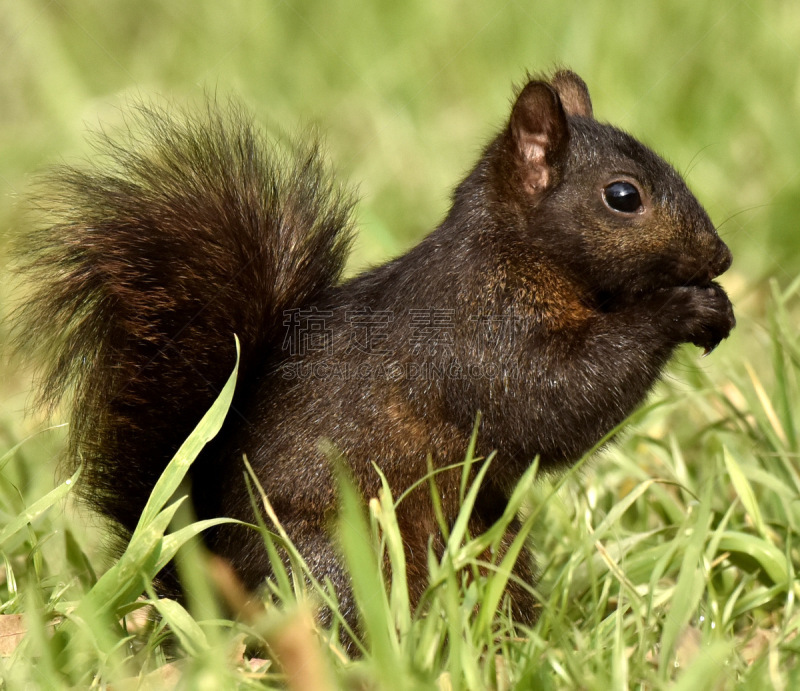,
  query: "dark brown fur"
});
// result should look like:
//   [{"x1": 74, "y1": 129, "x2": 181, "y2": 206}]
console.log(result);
[{"x1": 15, "y1": 72, "x2": 734, "y2": 629}]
